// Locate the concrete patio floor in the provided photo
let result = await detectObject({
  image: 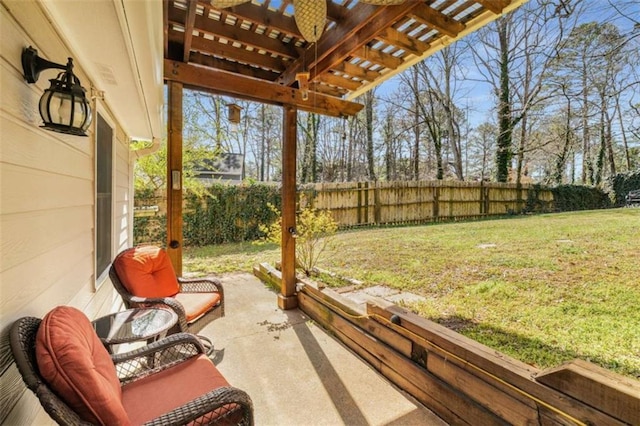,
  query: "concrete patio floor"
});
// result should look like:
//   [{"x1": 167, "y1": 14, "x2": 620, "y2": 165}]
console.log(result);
[{"x1": 199, "y1": 272, "x2": 446, "y2": 426}]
